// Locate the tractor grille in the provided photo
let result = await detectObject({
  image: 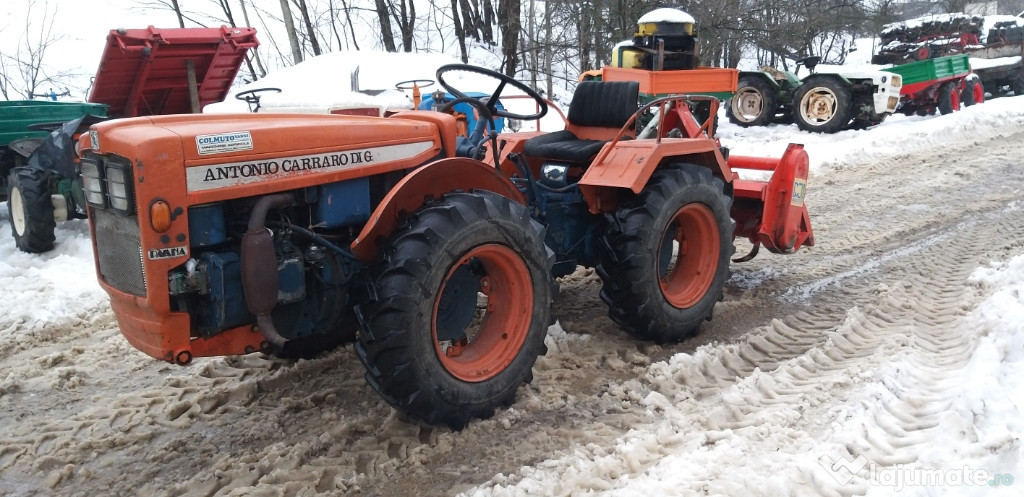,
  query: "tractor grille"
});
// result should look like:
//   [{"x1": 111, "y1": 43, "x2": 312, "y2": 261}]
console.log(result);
[{"x1": 93, "y1": 209, "x2": 147, "y2": 296}]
